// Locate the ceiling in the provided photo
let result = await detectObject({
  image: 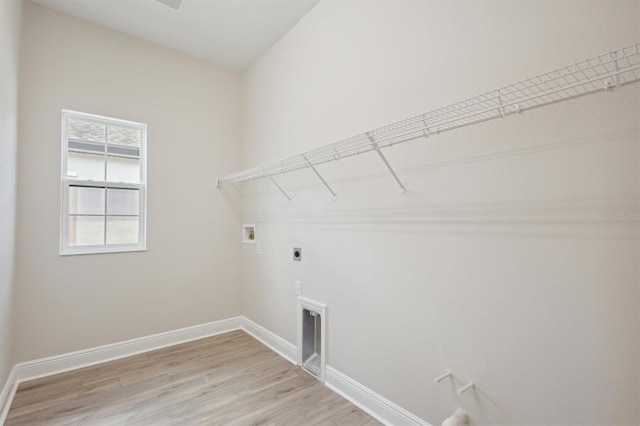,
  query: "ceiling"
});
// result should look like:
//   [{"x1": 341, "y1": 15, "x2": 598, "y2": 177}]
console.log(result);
[{"x1": 30, "y1": 0, "x2": 321, "y2": 70}]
